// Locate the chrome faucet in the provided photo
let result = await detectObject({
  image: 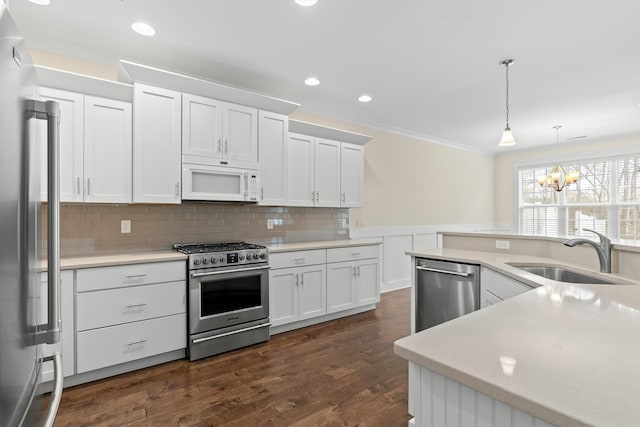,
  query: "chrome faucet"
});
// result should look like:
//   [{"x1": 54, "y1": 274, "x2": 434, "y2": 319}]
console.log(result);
[{"x1": 563, "y1": 228, "x2": 612, "y2": 273}]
